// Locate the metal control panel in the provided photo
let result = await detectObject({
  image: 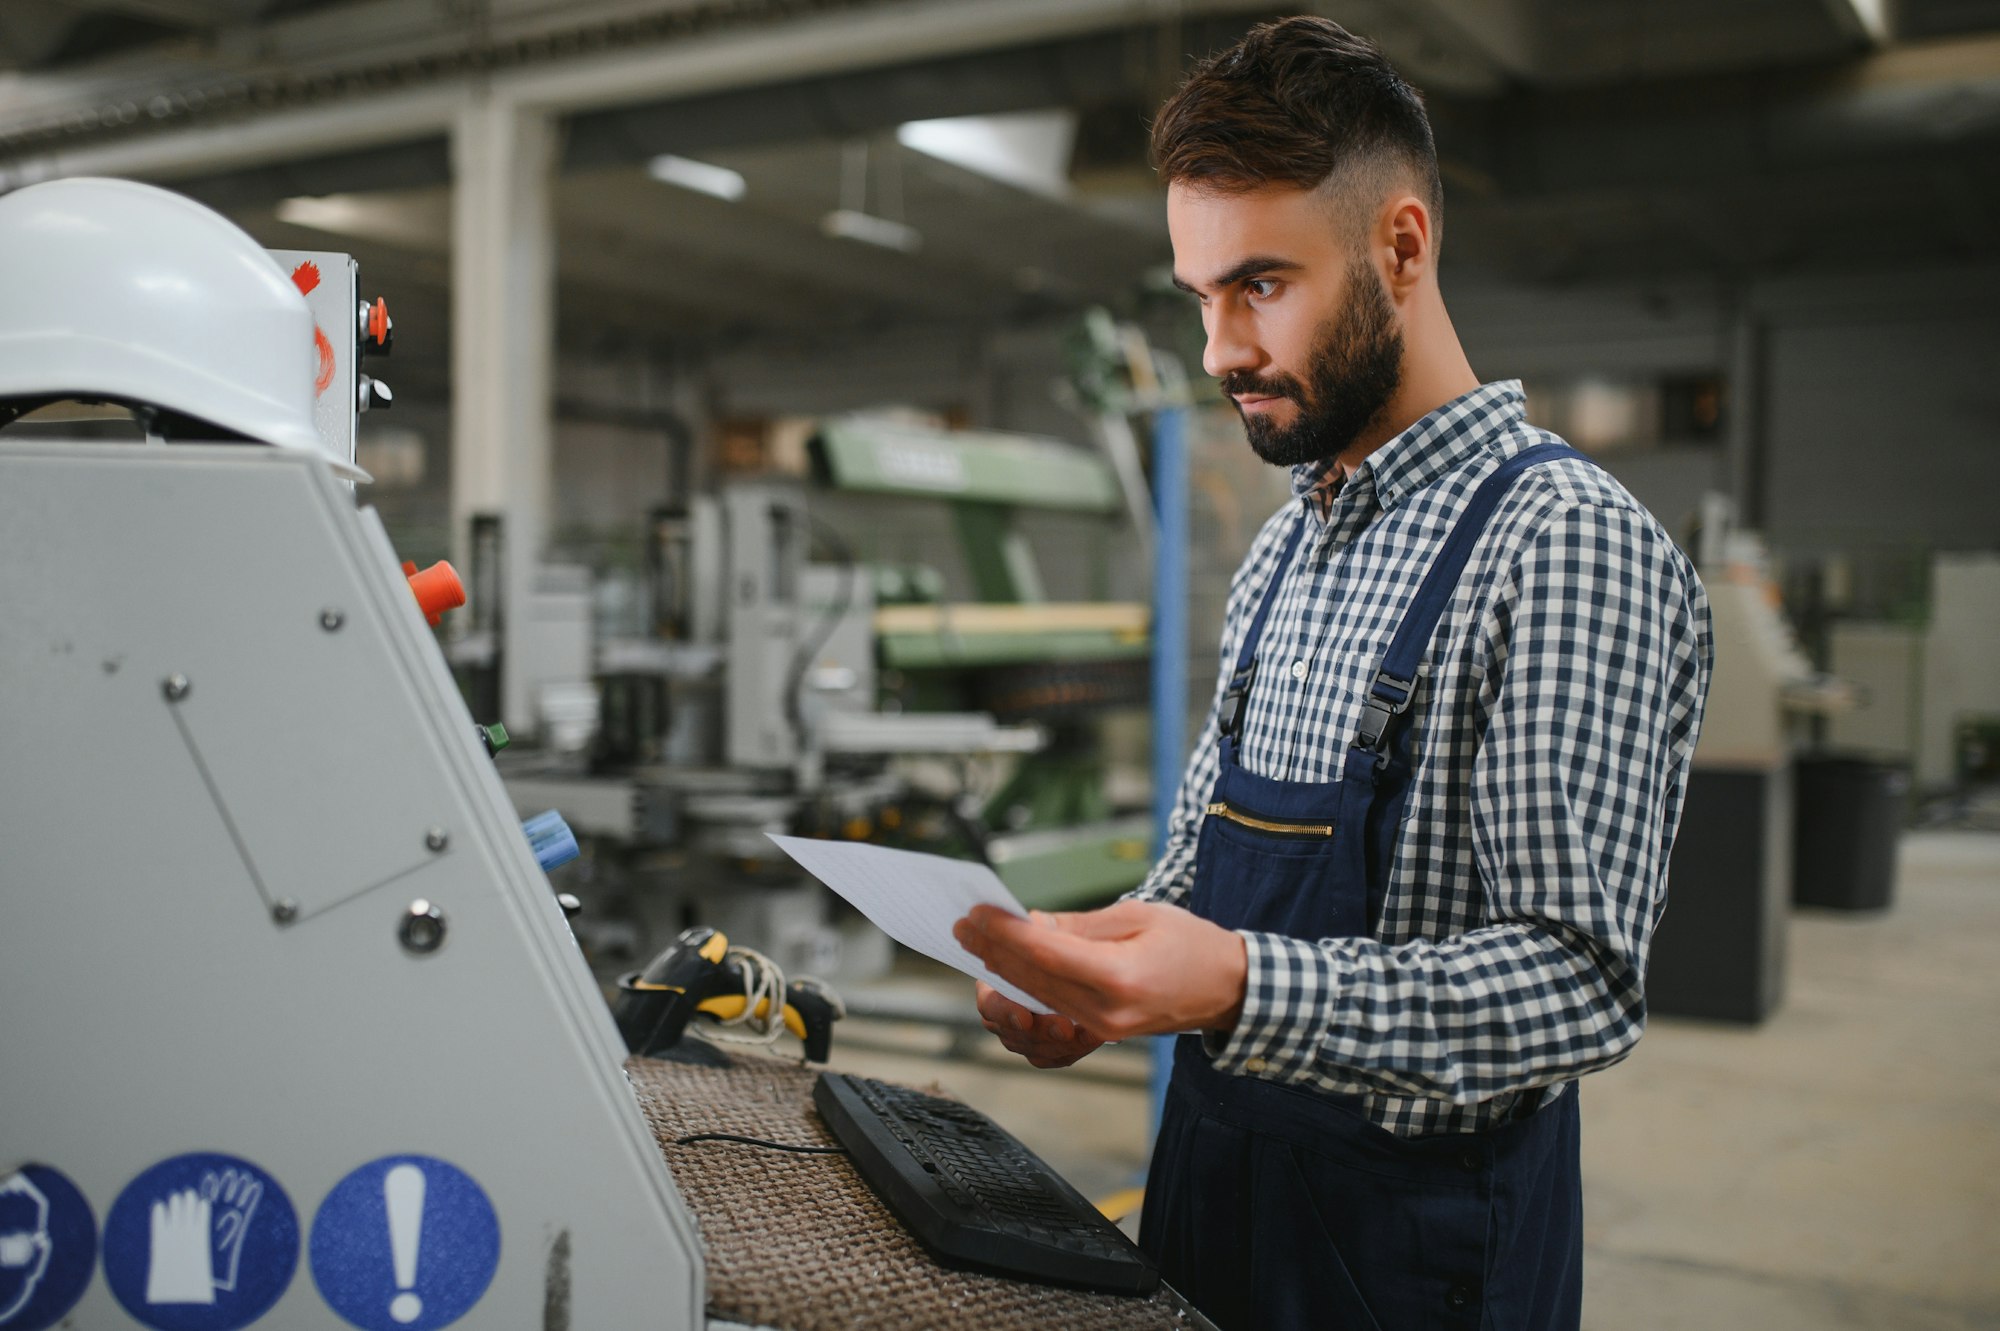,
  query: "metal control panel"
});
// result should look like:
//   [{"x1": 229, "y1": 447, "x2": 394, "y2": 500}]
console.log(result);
[
  {"x1": 0, "y1": 441, "x2": 703, "y2": 1329},
  {"x1": 266, "y1": 249, "x2": 393, "y2": 475}
]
